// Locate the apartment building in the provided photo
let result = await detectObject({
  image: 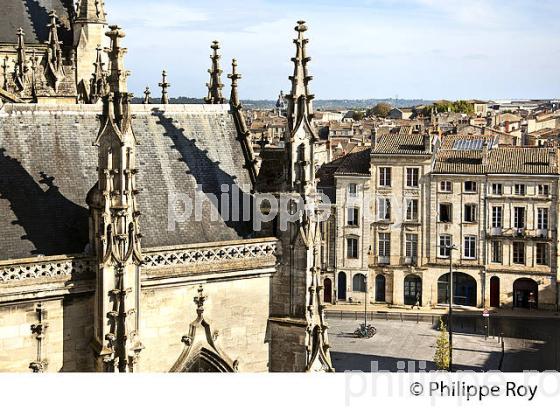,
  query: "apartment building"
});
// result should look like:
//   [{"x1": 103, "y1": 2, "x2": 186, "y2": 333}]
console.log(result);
[
  {"x1": 318, "y1": 147, "x2": 371, "y2": 304},
  {"x1": 368, "y1": 133, "x2": 558, "y2": 310}
]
